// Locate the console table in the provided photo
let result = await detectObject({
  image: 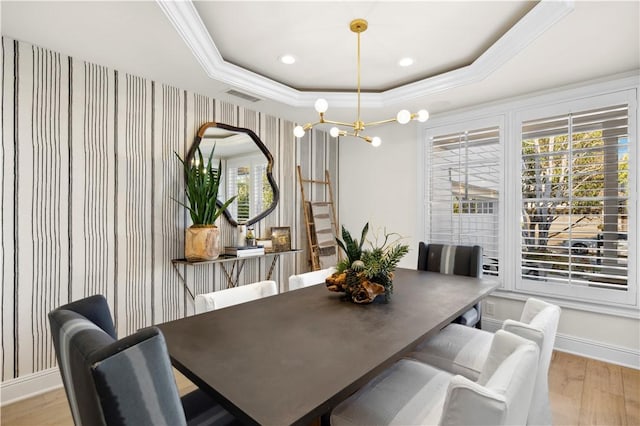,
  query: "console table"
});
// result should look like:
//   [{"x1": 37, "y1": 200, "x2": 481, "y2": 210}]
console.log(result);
[{"x1": 171, "y1": 249, "x2": 301, "y2": 299}]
